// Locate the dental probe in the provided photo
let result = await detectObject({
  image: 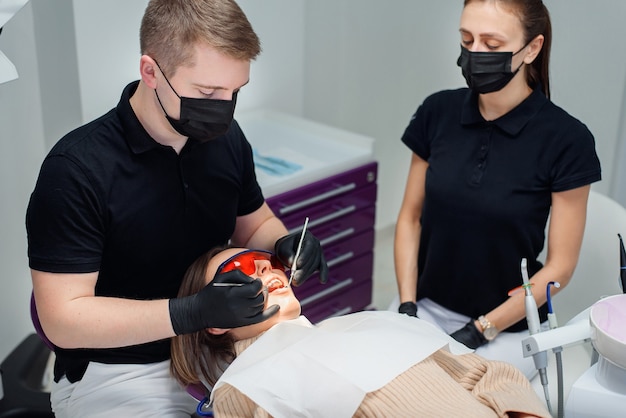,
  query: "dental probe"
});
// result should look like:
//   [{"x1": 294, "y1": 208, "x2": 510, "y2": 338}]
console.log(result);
[
  {"x1": 212, "y1": 283, "x2": 245, "y2": 287},
  {"x1": 288, "y1": 217, "x2": 309, "y2": 287}
]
